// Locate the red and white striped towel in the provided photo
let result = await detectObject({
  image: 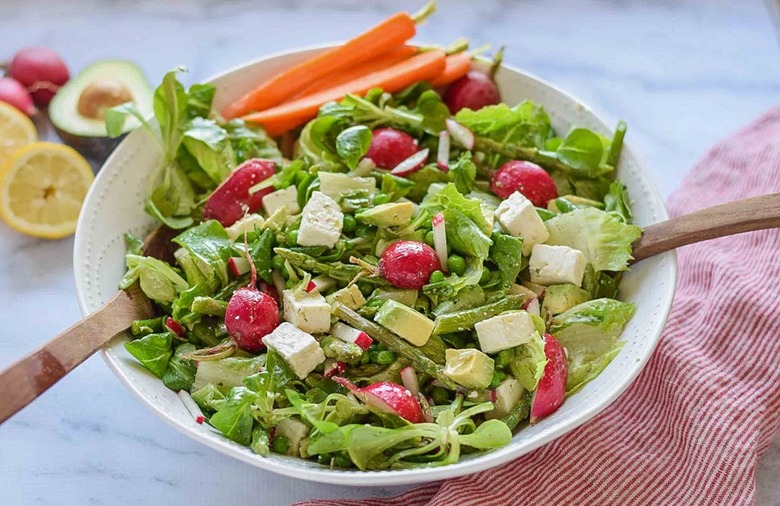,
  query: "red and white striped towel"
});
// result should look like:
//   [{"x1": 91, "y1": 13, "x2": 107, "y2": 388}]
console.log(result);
[{"x1": 298, "y1": 107, "x2": 780, "y2": 506}]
